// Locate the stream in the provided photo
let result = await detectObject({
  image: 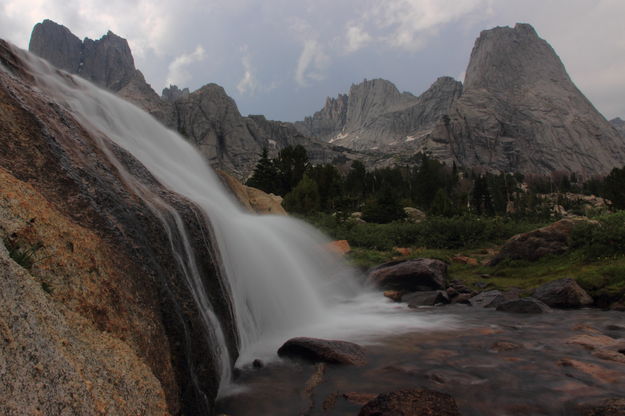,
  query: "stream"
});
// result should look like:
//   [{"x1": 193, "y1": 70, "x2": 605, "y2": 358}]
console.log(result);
[{"x1": 217, "y1": 304, "x2": 625, "y2": 415}]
